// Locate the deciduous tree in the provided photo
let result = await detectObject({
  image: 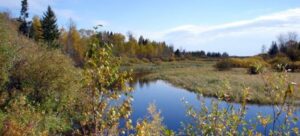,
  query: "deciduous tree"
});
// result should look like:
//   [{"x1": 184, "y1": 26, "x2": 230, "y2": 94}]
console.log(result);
[{"x1": 29, "y1": 16, "x2": 43, "y2": 42}]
